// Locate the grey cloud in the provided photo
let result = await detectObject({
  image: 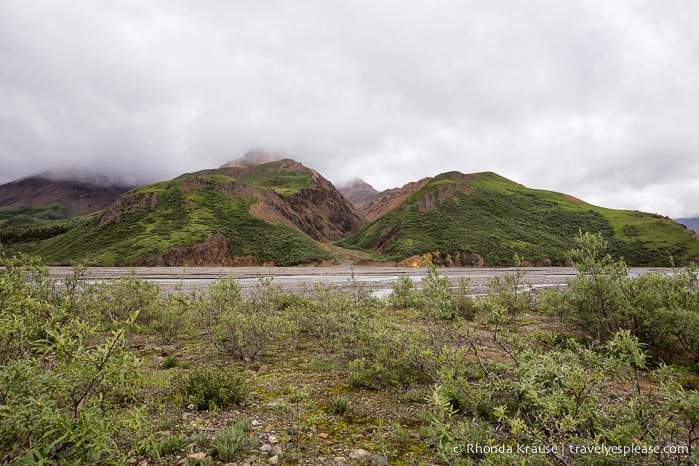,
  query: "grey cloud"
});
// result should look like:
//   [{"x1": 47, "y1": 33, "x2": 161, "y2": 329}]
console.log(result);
[{"x1": 1, "y1": 0, "x2": 698, "y2": 217}]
